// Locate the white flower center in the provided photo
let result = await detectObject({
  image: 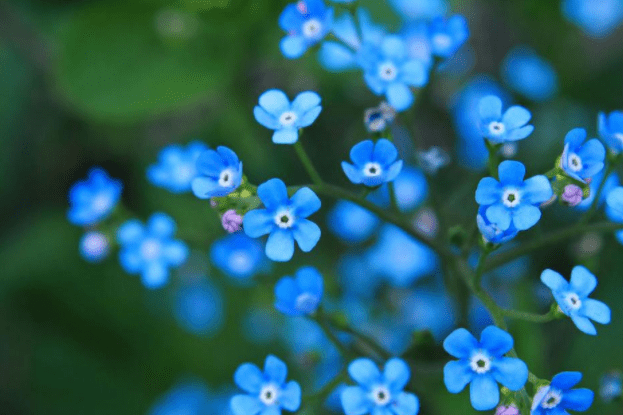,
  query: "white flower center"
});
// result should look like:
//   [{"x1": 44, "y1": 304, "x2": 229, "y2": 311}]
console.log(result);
[
  {"x1": 363, "y1": 162, "x2": 383, "y2": 177},
  {"x1": 92, "y1": 193, "x2": 113, "y2": 213},
  {"x1": 469, "y1": 351, "x2": 492, "y2": 374},
  {"x1": 219, "y1": 169, "x2": 235, "y2": 187},
  {"x1": 568, "y1": 153, "x2": 583, "y2": 172},
  {"x1": 564, "y1": 292, "x2": 582, "y2": 310},
  {"x1": 140, "y1": 239, "x2": 162, "y2": 261},
  {"x1": 501, "y1": 143, "x2": 517, "y2": 158},
  {"x1": 502, "y1": 188, "x2": 521, "y2": 208},
  {"x1": 488, "y1": 121, "x2": 506, "y2": 136},
  {"x1": 83, "y1": 233, "x2": 109, "y2": 255},
  {"x1": 279, "y1": 111, "x2": 298, "y2": 127},
  {"x1": 302, "y1": 18, "x2": 322, "y2": 38},
  {"x1": 370, "y1": 385, "x2": 392, "y2": 406},
  {"x1": 295, "y1": 292, "x2": 318, "y2": 314},
  {"x1": 274, "y1": 210, "x2": 295, "y2": 229},
  {"x1": 259, "y1": 384, "x2": 279, "y2": 406},
  {"x1": 378, "y1": 62, "x2": 398, "y2": 81},
  {"x1": 432, "y1": 33, "x2": 452, "y2": 50},
  {"x1": 541, "y1": 389, "x2": 562, "y2": 409}
]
